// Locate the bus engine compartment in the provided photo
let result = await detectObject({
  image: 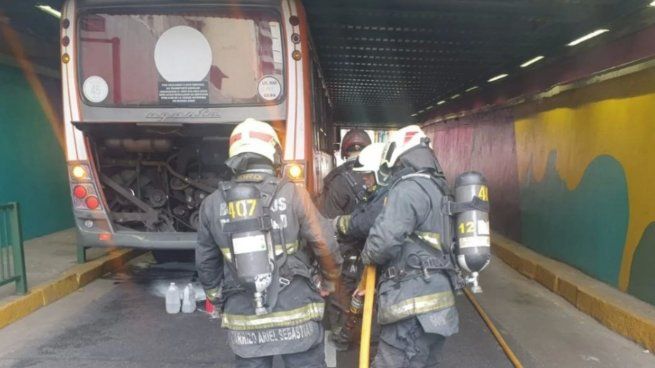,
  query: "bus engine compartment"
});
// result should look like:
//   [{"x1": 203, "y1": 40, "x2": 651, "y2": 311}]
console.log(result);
[{"x1": 87, "y1": 126, "x2": 232, "y2": 233}]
